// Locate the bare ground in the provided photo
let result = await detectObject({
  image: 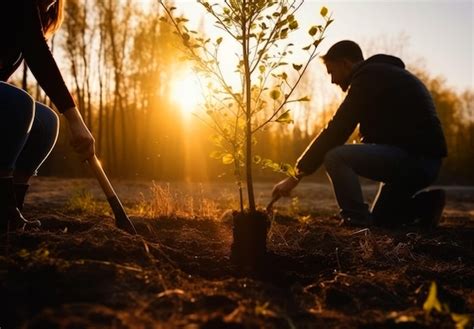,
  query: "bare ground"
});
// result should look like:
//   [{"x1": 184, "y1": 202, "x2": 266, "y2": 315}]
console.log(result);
[{"x1": 1, "y1": 177, "x2": 473, "y2": 328}]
